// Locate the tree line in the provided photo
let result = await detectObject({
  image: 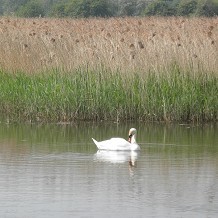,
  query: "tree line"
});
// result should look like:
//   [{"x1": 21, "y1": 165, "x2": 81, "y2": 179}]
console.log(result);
[{"x1": 0, "y1": 0, "x2": 217, "y2": 18}]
